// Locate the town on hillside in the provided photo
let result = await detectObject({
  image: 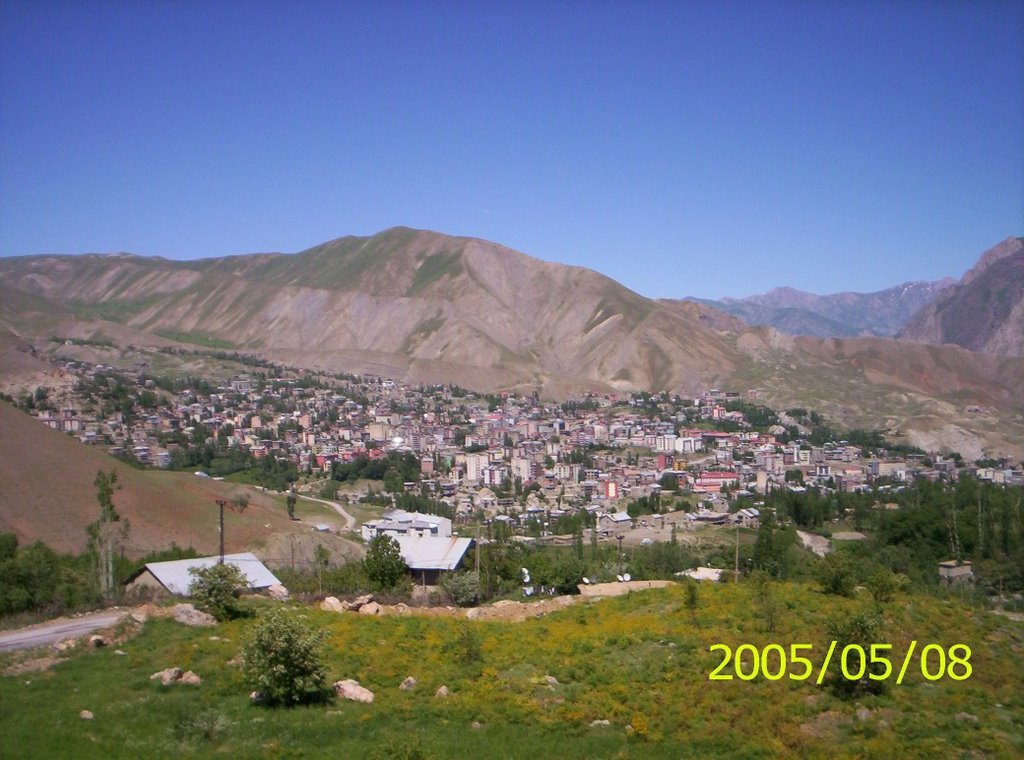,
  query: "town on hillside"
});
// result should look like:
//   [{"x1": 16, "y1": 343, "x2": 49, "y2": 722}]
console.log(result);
[{"x1": 11, "y1": 354, "x2": 1022, "y2": 569}]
